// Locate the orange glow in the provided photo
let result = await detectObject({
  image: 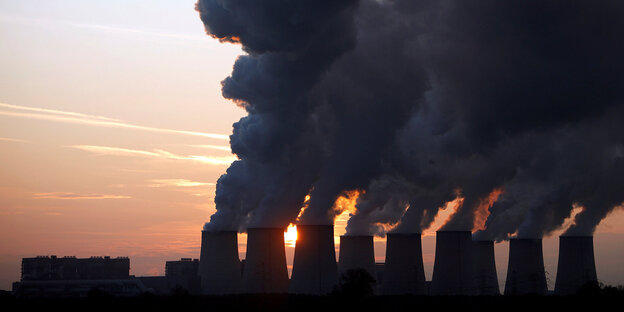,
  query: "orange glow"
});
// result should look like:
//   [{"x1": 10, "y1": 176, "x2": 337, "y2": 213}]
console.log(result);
[
  {"x1": 284, "y1": 224, "x2": 297, "y2": 247},
  {"x1": 472, "y1": 187, "x2": 505, "y2": 232},
  {"x1": 291, "y1": 193, "x2": 312, "y2": 223},
  {"x1": 560, "y1": 203, "x2": 585, "y2": 233},
  {"x1": 426, "y1": 195, "x2": 463, "y2": 235},
  {"x1": 332, "y1": 189, "x2": 364, "y2": 216},
  {"x1": 333, "y1": 209, "x2": 351, "y2": 248},
  {"x1": 212, "y1": 35, "x2": 241, "y2": 44},
  {"x1": 330, "y1": 190, "x2": 364, "y2": 252}
]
